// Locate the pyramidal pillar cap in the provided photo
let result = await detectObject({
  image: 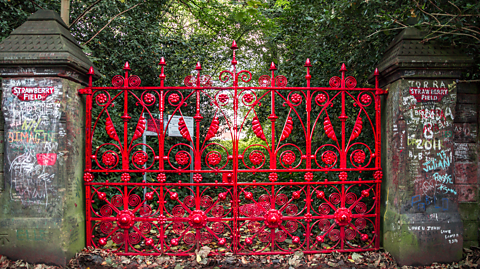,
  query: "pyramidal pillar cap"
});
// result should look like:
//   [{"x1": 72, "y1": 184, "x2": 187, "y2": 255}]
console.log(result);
[
  {"x1": 0, "y1": 9, "x2": 101, "y2": 85},
  {"x1": 369, "y1": 26, "x2": 474, "y2": 87}
]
